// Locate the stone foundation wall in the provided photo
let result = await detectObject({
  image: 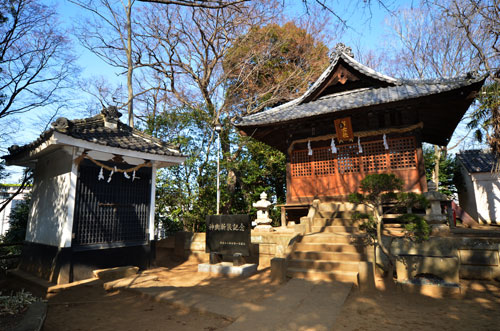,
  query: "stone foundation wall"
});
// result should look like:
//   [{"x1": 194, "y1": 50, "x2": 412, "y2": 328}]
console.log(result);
[
  {"x1": 19, "y1": 241, "x2": 152, "y2": 284},
  {"x1": 374, "y1": 236, "x2": 500, "y2": 281}
]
